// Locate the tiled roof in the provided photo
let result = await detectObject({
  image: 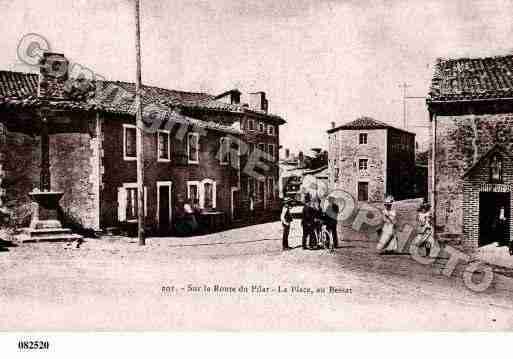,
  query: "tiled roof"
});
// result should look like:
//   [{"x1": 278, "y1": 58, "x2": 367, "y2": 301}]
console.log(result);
[
  {"x1": 0, "y1": 71, "x2": 38, "y2": 98},
  {"x1": 428, "y1": 55, "x2": 513, "y2": 102},
  {"x1": 327, "y1": 116, "x2": 414, "y2": 135},
  {"x1": 0, "y1": 71, "x2": 284, "y2": 125}
]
